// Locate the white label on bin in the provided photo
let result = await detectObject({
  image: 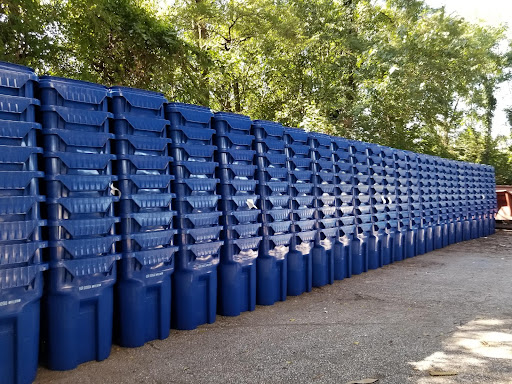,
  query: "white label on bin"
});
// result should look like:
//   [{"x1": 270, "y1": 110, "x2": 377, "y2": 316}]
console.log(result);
[
  {"x1": 0, "y1": 299, "x2": 21, "y2": 307},
  {"x1": 79, "y1": 283, "x2": 102, "y2": 291},
  {"x1": 146, "y1": 272, "x2": 164, "y2": 279},
  {"x1": 247, "y1": 199, "x2": 257, "y2": 209}
]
